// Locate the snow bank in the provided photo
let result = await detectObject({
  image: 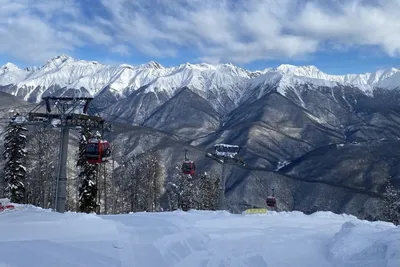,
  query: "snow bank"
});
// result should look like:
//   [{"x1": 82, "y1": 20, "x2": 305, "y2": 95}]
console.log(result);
[
  {"x1": 0, "y1": 206, "x2": 398, "y2": 267},
  {"x1": 329, "y1": 221, "x2": 400, "y2": 267}
]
